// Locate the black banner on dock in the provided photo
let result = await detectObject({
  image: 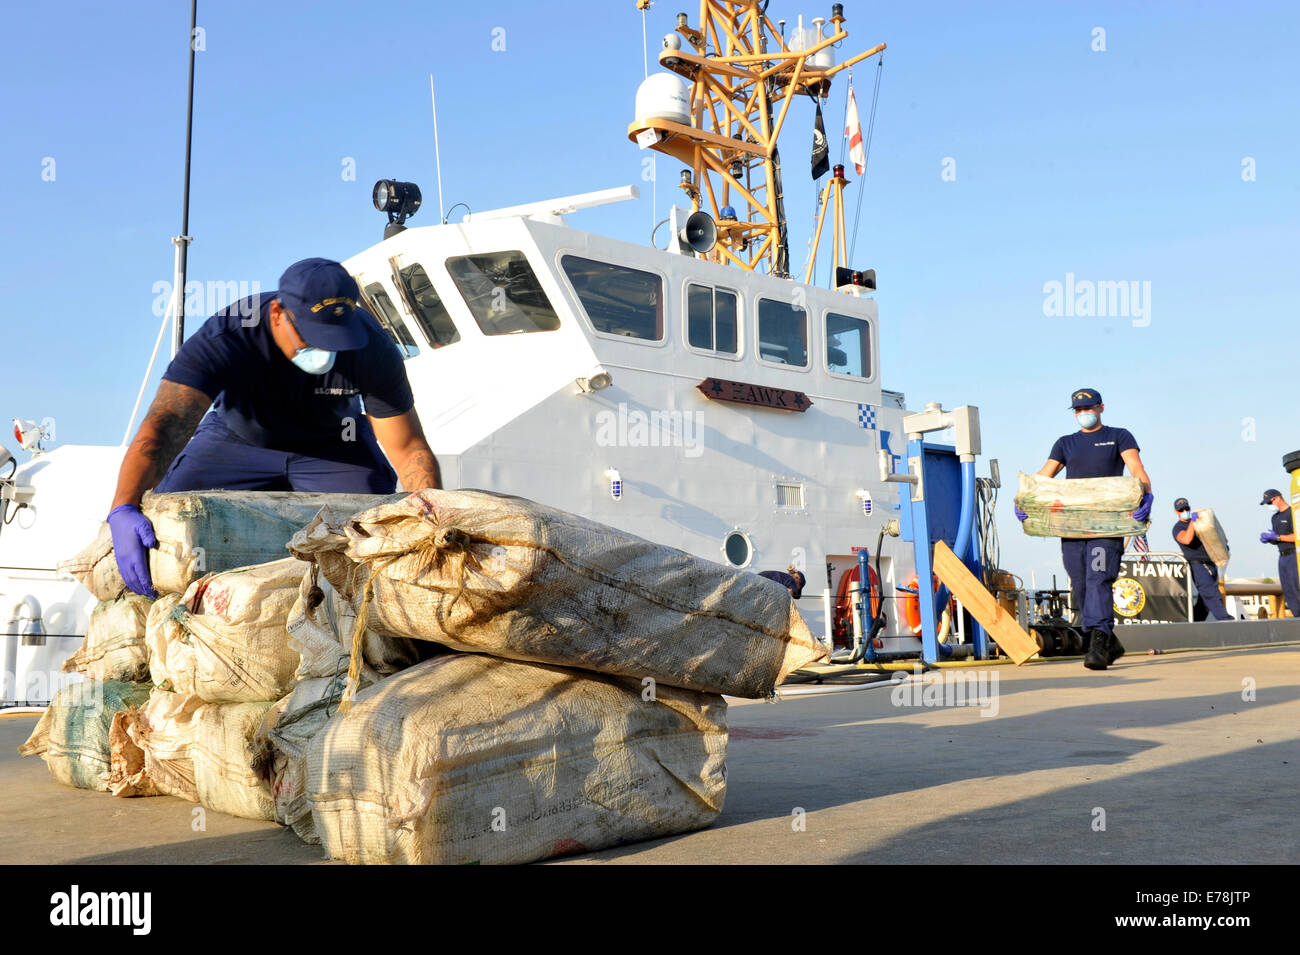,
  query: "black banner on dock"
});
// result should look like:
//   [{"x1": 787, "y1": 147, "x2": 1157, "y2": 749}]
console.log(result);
[{"x1": 1113, "y1": 554, "x2": 1191, "y2": 626}]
